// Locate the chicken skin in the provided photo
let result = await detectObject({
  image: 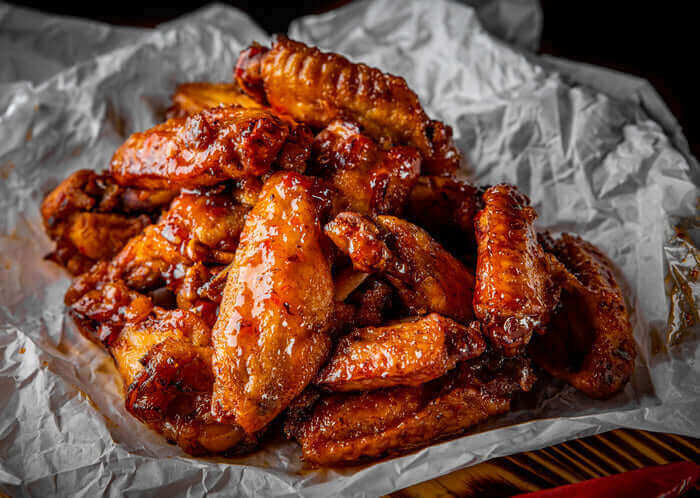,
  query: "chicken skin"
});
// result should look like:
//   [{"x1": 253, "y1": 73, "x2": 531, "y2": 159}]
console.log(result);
[
  {"x1": 110, "y1": 106, "x2": 310, "y2": 189},
  {"x1": 474, "y1": 185, "x2": 560, "y2": 356},
  {"x1": 235, "y1": 36, "x2": 461, "y2": 175},
  {"x1": 325, "y1": 212, "x2": 475, "y2": 324},
  {"x1": 312, "y1": 120, "x2": 421, "y2": 216},
  {"x1": 316, "y1": 313, "x2": 486, "y2": 392},
  {"x1": 65, "y1": 186, "x2": 248, "y2": 331},
  {"x1": 166, "y1": 82, "x2": 264, "y2": 119},
  {"x1": 531, "y1": 234, "x2": 636, "y2": 399},
  {"x1": 111, "y1": 305, "x2": 257, "y2": 456},
  {"x1": 41, "y1": 169, "x2": 176, "y2": 274},
  {"x1": 212, "y1": 172, "x2": 334, "y2": 434},
  {"x1": 287, "y1": 354, "x2": 534, "y2": 466}
]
